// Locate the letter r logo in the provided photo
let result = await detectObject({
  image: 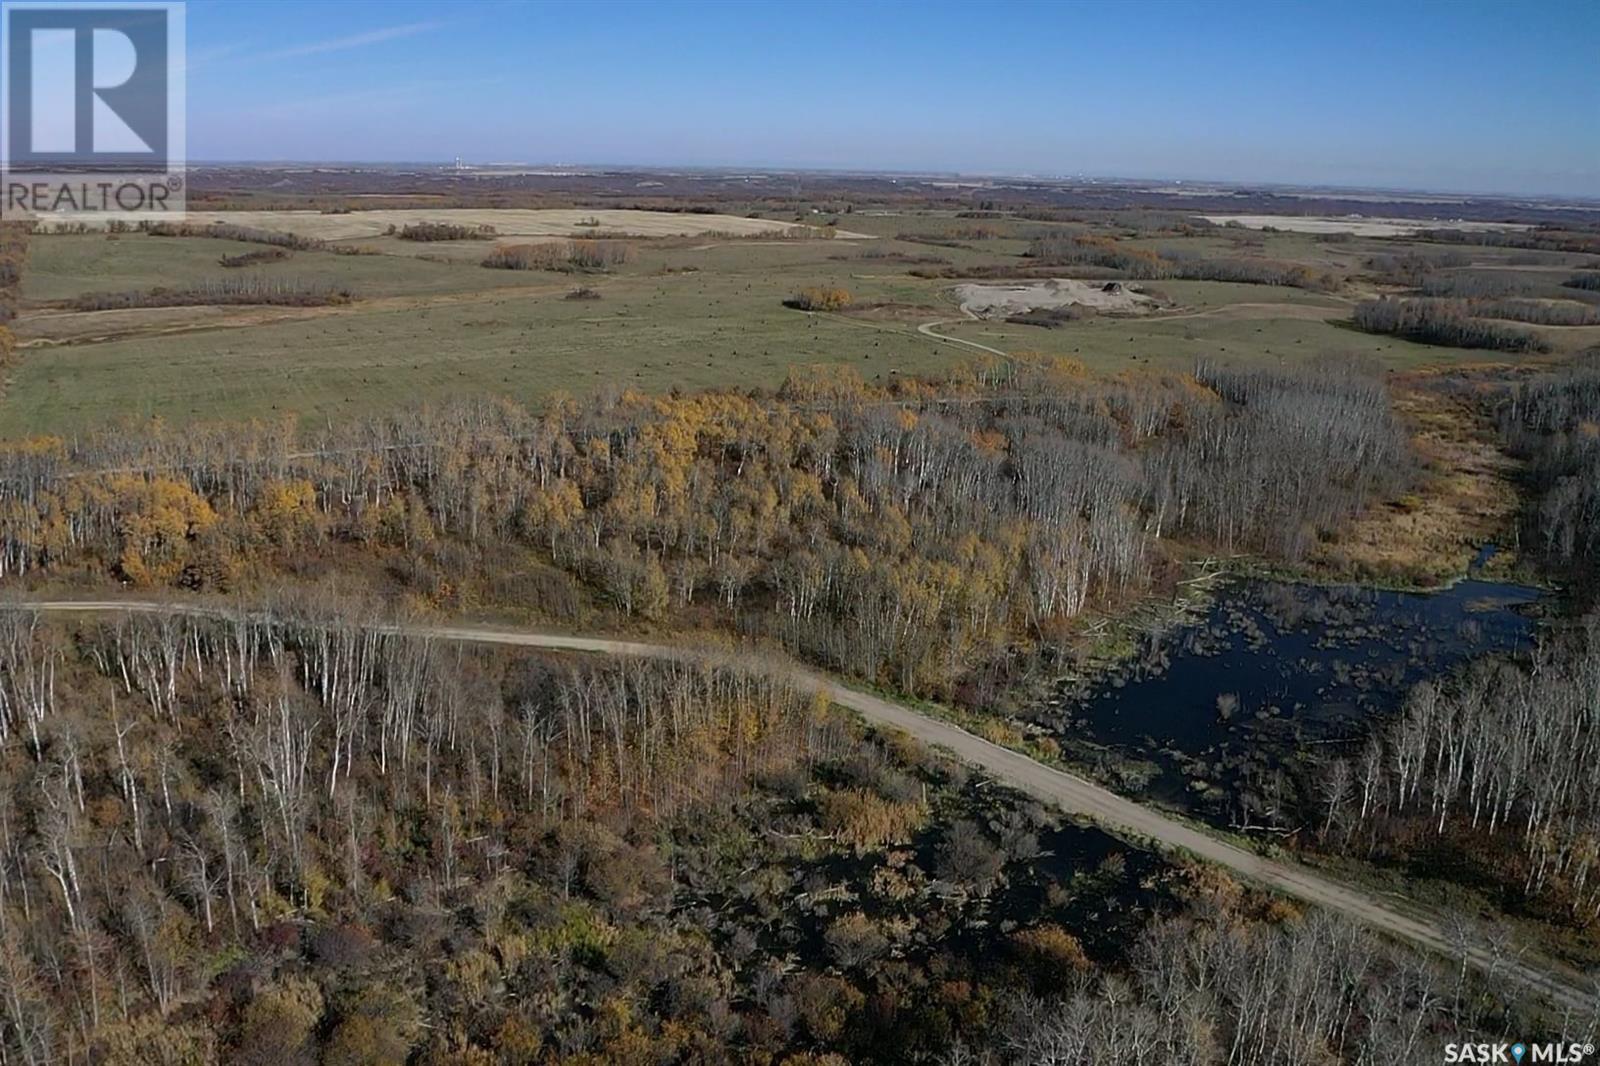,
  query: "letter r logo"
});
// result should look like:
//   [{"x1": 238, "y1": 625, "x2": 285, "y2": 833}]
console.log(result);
[{"x1": 3, "y1": 4, "x2": 174, "y2": 166}]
